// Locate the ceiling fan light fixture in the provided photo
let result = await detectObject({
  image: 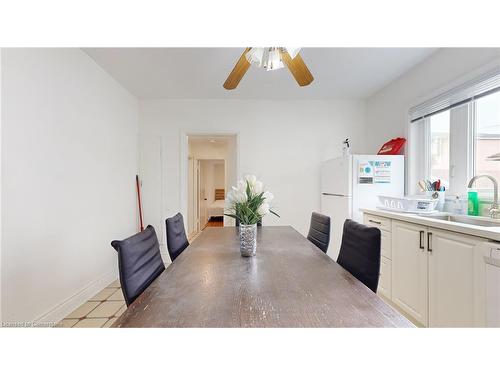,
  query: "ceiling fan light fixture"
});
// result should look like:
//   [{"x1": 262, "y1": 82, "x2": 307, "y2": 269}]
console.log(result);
[
  {"x1": 224, "y1": 47, "x2": 313, "y2": 89},
  {"x1": 285, "y1": 47, "x2": 301, "y2": 59},
  {"x1": 245, "y1": 48, "x2": 265, "y2": 67},
  {"x1": 246, "y1": 47, "x2": 298, "y2": 71},
  {"x1": 265, "y1": 48, "x2": 283, "y2": 71}
]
